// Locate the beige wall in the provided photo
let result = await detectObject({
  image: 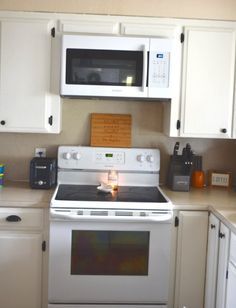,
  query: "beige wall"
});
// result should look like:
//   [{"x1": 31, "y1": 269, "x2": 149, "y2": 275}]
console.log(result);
[
  {"x1": 0, "y1": 0, "x2": 236, "y2": 185},
  {"x1": 1, "y1": 99, "x2": 236, "y2": 185},
  {"x1": 0, "y1": 0, "x2": 236, "y2": 20}
]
